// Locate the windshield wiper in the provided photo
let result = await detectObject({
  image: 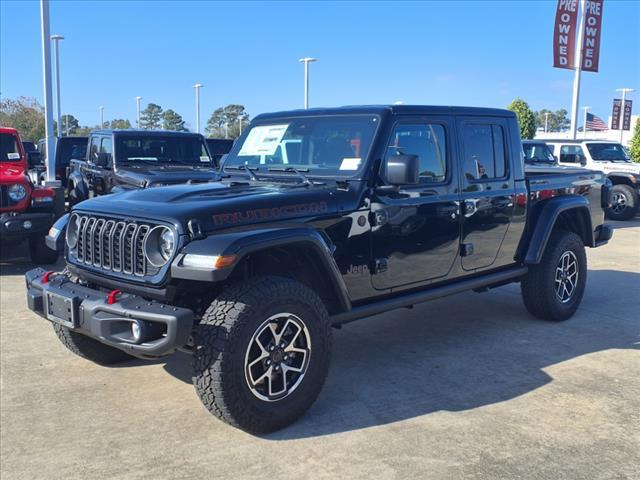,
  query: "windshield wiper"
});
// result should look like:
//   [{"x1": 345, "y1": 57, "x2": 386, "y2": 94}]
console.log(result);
[
  {"x1": 225, "y1": 165, "x2": 260, "y2": 181},
  {"x1": 267, "y1": 166, "x2": 312, "y2": 185}
]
